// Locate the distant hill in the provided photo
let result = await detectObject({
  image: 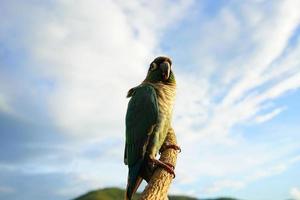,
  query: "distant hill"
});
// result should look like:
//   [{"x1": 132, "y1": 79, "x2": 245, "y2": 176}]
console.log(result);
[{"x1": 72, "y1": 187, "x2": 238, "y2": 200}]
